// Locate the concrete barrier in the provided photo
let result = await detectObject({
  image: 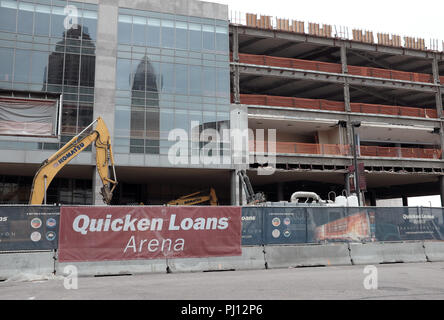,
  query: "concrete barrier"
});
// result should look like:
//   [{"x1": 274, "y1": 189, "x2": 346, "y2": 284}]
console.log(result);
[
  {"x1": 423, "y1": 241, "x2": 444, "y2": 262},
  {"x1": 167, "y1": 246, "x2": 266, "y2": 273},
  {"x1": 349, "y1": 242, "x2": 427, "y2": 265},
  {"x1": 55, "y1": 258, "x2": 168, "y2": 277},
  {"x1": 0, "y1": 251, "x2": 55, "y2": 281},
  {"x1": 264, "y1": 244, "x2": 352, "y2": 269}
]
